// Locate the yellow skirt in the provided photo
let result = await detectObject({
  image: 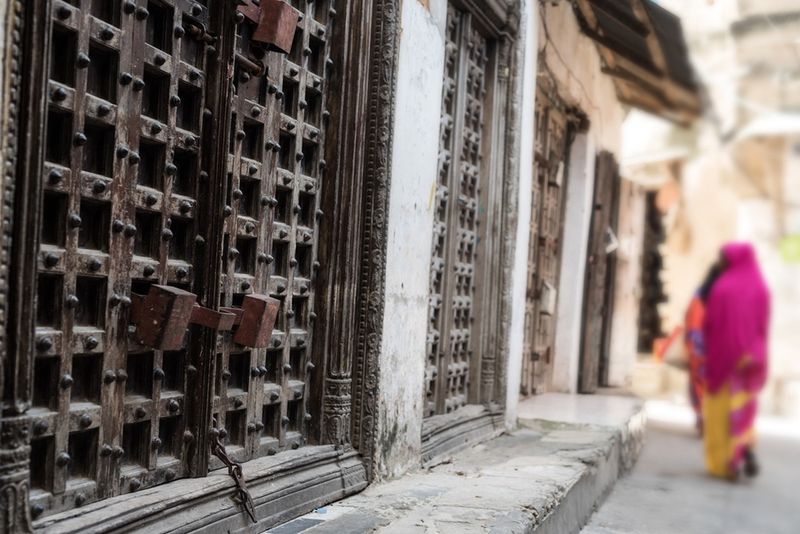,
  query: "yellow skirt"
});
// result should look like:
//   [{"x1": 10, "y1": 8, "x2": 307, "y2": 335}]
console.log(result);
[{"x1": 703, "y1": 384, "x2": 756, "y2": 478}]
